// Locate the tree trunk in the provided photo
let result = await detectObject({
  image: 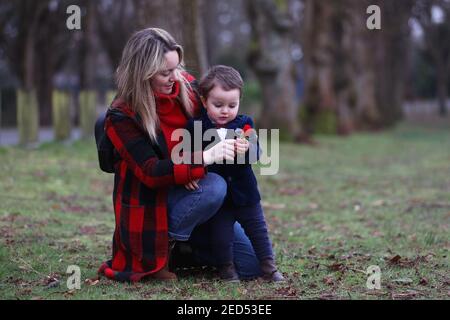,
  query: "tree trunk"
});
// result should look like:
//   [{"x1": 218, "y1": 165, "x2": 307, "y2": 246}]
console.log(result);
[
  {"x1": 374, "y1": 0, "x2": 413, "y2": 127},
  {"x1": 23, "y1": 30, "x2": 35, "y2": 91},
  {"x1": 246, "y1": 0, "x2": 300, "y2": 140},
  {"x1": 349, "y1": 0, "x2": 380, "y2": 129},
  {"x1": 180, "y1": 0, "x2": 208, "y2": 78},
  {"x1": 136, "y1": 0, "x2": 182, "y2": 40},
  {"x1": 301, "y1": 0, "x2": 337, "y2": 136},
  {"x1": 436, "y1": 67, "x2": 448, "y2": 116},
  {"x1": 19, "y1": 6, "x2": 41, "y2": 145},
  {"x1": 36, "y1": 57, "x2": 54, "y2": 126},
  {"x1": 78, "y1": 1, "x2": 97, "y2": 138},
  {"x1": 52, "y1": 90, "x2": 71, "y2": 141},
  {"x1": 95, "y1": 0, "x2": 136, "y2": 69},
  {"x1": 79, "y1": 90, "x2": 96, "y2": 139},
  {"x1": 79, "y1": 0, "x2": 96, "y2": 90},
  {"x1": 17, "y1": 89, "x2": 39, "y2": 145}
]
